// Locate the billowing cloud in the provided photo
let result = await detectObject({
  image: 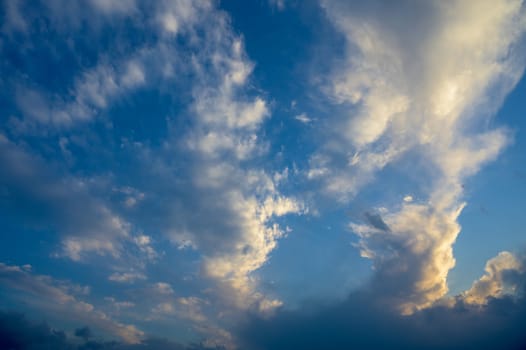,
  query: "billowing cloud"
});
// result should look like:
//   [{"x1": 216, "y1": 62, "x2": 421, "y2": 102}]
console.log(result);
[
  {"x1": 462, "y1": 251, "x2": 524, "y2": 305},
  {"x1": 109, "y1": 272, "x2": 147, "y2": 283},
  {"x1": 314, "y1": 0, "x2": 526, "y2": 313}
]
